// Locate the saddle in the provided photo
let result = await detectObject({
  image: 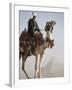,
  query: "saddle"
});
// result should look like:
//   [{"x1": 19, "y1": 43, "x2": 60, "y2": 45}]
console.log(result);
[
  {"x1": 19, "y1": 31, "x2": 44, "y2": 56},
  {"x1": 19, "y1": 31, "x2": 31, "y2": 55}
]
